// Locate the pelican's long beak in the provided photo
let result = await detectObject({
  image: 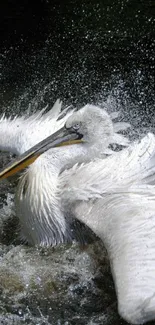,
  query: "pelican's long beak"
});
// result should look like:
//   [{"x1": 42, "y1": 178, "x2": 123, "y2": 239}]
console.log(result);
[{"x1": 0, "y1": 126, "x2": 83, "y2": 179}]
